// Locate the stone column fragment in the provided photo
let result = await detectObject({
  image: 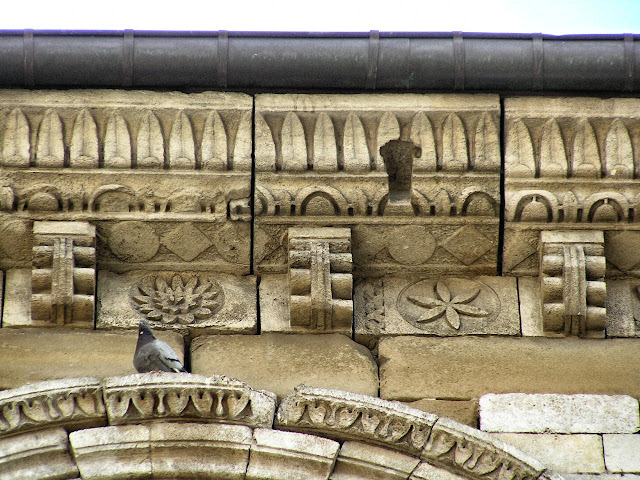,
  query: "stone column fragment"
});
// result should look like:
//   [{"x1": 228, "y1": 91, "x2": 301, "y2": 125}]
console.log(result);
[{"x1": 31, "y1": 221, "x2": 96, "y2": 327}]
